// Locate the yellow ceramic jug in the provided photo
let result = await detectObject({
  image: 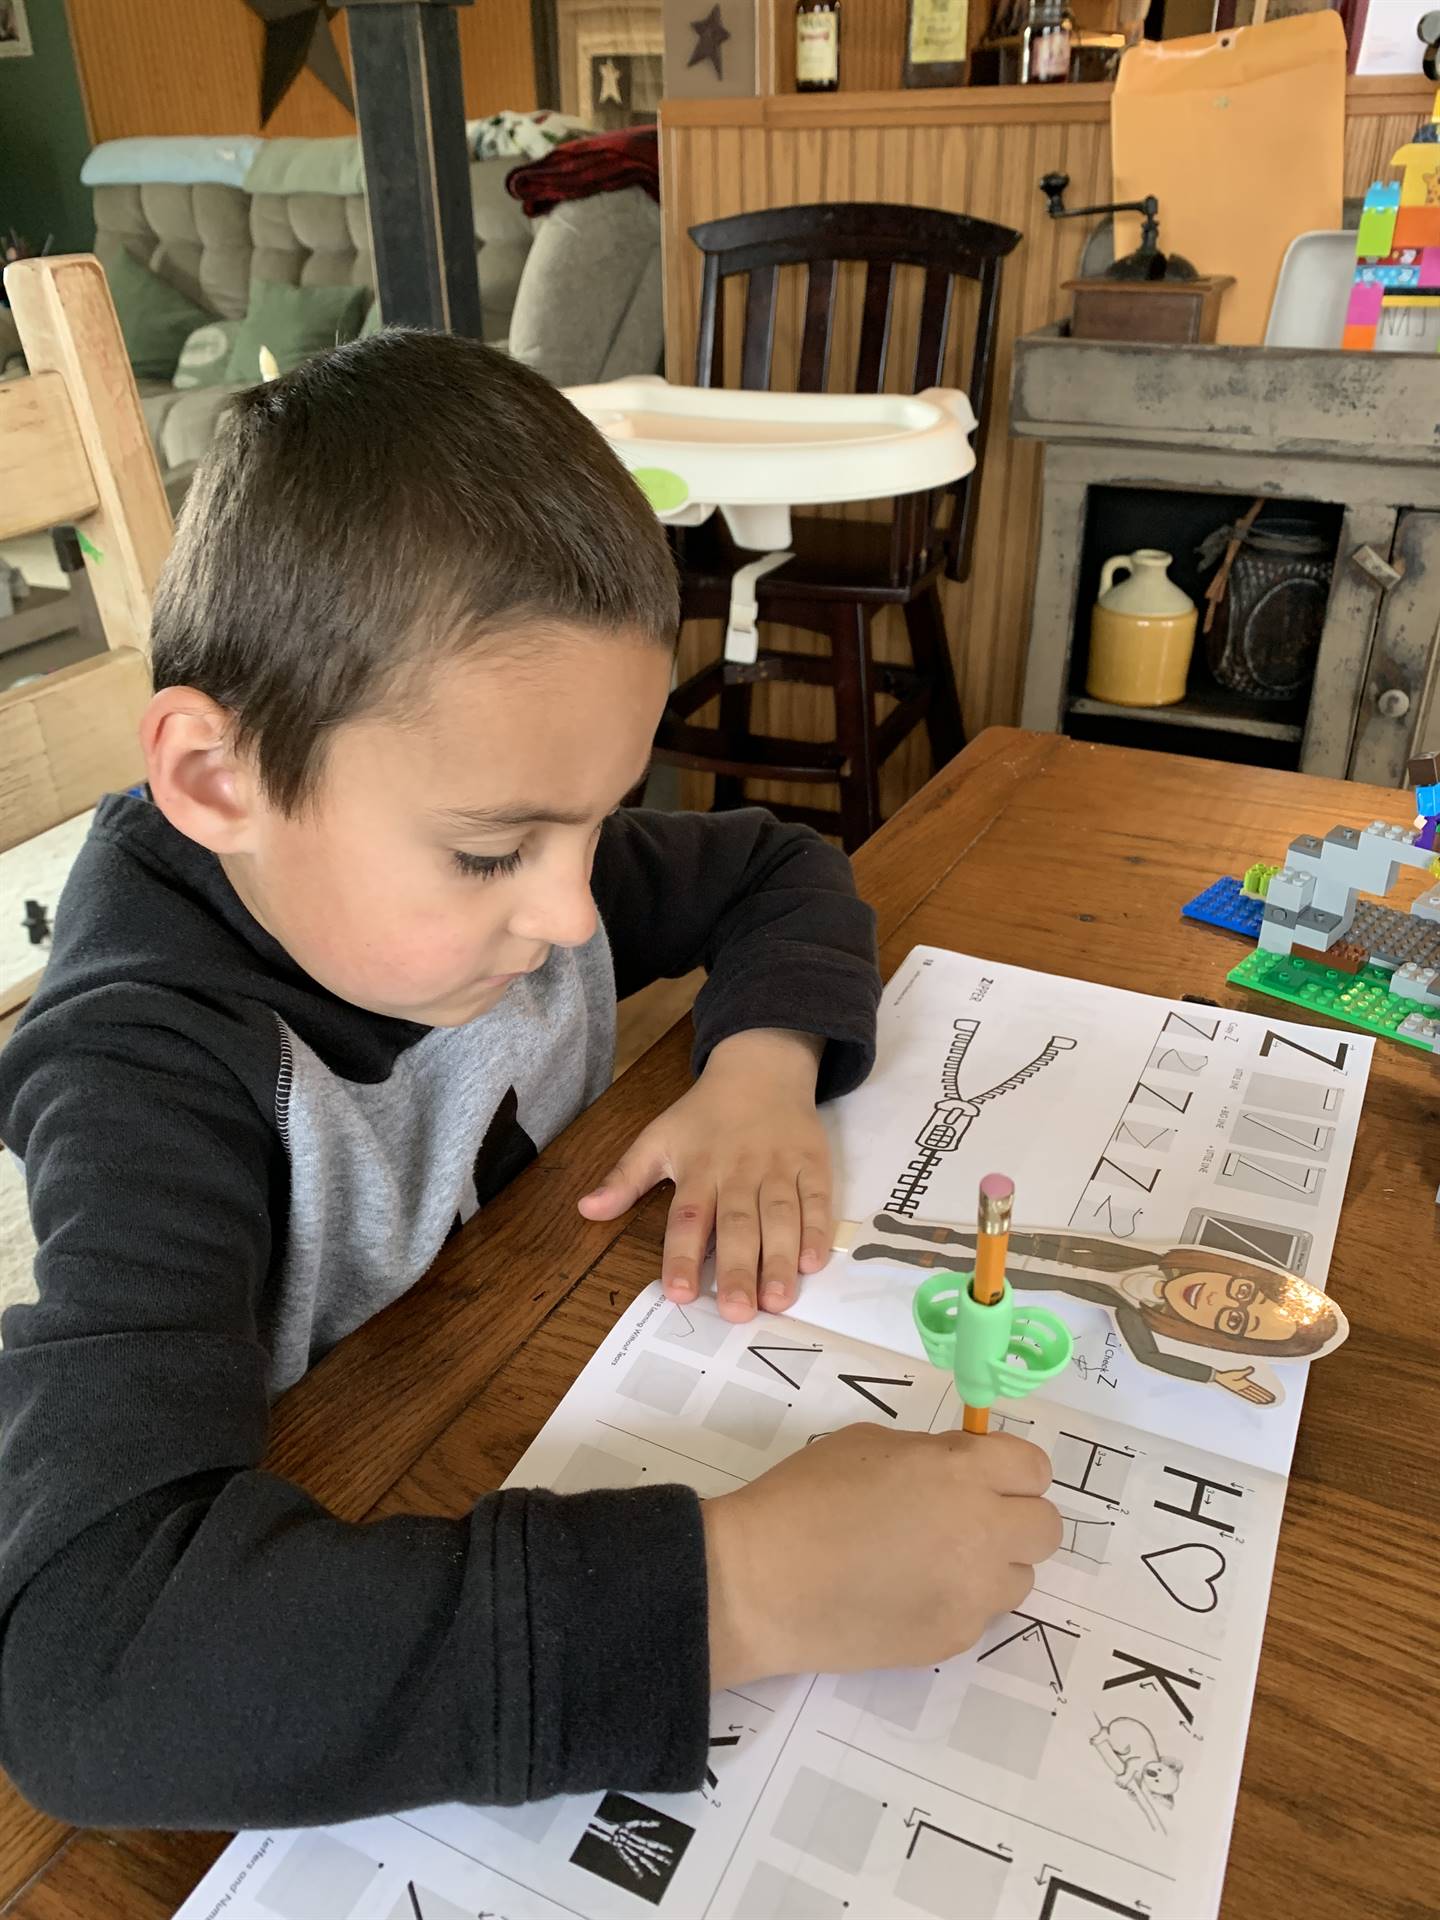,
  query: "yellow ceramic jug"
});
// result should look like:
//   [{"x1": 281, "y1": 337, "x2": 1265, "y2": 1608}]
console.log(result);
[{"x1": 1086, "y1": 549, "x2": 1196, "y2": 707}]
